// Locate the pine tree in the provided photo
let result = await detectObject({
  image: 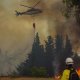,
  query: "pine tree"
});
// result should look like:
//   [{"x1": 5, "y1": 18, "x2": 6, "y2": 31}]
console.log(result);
[
  {"x1": 54, "y1": 34, "x2": 63, "y2": 75},
  {"x1": 30, "y1": 32, "x2": 45, "y2": 67},
  {"x1": 45, "y1": 36, "x2": 54, "y2": 77},
  {"x1": 17, "y1": 32, "x2": 45, "y2": 76},
  {"x1": 60, "y1": 35, "x2": 73, "y2": 72},
  {"x1": 64, "y1": 35, "x2": 73, "y2": 57},
  {"x1": 55, "y1": 34, "x2": 63, "y2": 58}
]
